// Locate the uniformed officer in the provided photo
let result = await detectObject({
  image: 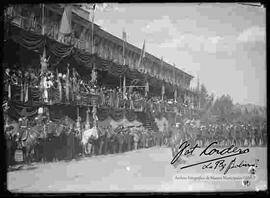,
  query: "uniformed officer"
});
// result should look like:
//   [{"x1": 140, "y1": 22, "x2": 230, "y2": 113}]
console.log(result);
[{"x1": 133, "y1": 130, "x2": 139, "y2": 150}]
